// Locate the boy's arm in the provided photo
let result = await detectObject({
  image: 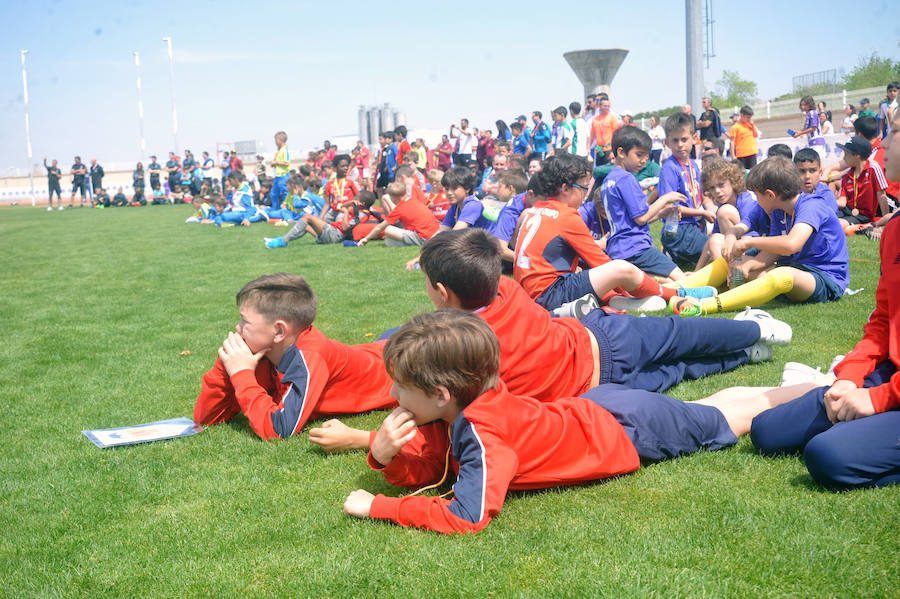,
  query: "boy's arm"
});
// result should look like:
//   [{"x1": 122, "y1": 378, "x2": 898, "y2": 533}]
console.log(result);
[
  {"x1": 219, "y1": 333, "x2": 330, "y2": 440},
  {"x1": 357, "y1": 219, "x2": 391, "y2": 246},
  {"x1": 831, "y1": 222, "x2": 899, "y2": 412},
  {"x1": 634, "y1": 191, "x2": 683, "y2": 225},
  {"x1": 193, "y1": 357, "x2": 244, "y2": 426},
  {"x1": 735, "y1": 223, "x2": 814, "y2": 257},
  {"x1": 357, "y1": 425, "x2": 519, "y2": 534},
  {"x1": 564, "y1": 213, "x2": 612, "y2": 268}
]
